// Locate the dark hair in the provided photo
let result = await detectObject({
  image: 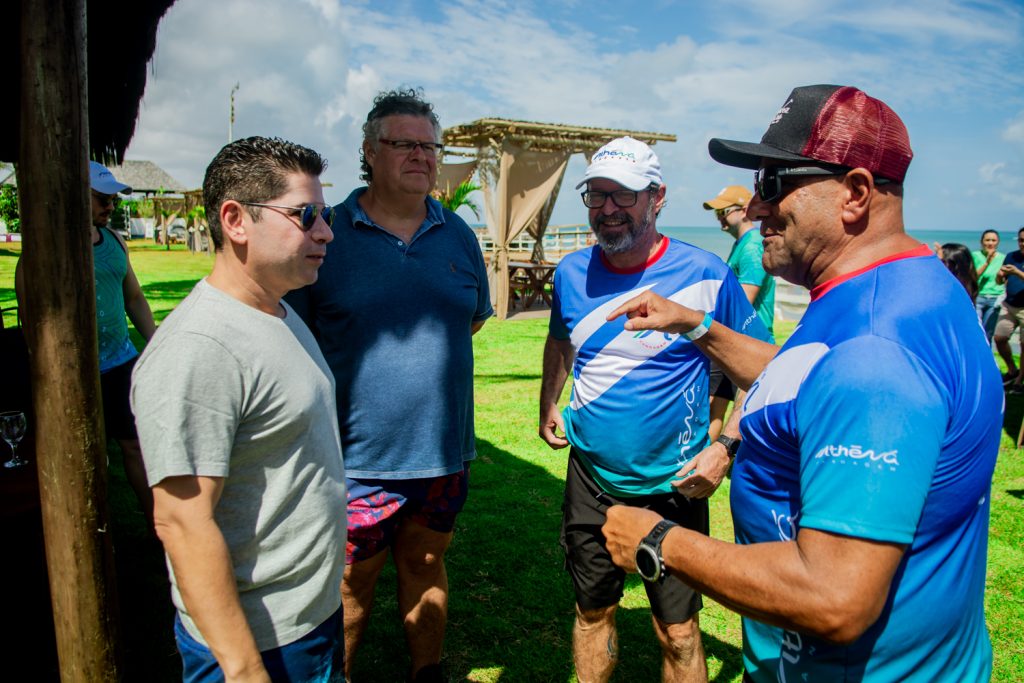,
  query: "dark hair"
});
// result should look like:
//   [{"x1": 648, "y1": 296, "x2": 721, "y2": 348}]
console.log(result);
[
  {"x1": 359, "y1": 88, "x2": 440, "y2": 183},
  {"x1": 982, "y1": 229, "x2": 999, "y2": 240},
  {"x1": 203, "y1": 136, "x2": 326, "y2": 250},
  {"x1": 939, "y1": 242, "x2": 978, "y2": 302}
]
